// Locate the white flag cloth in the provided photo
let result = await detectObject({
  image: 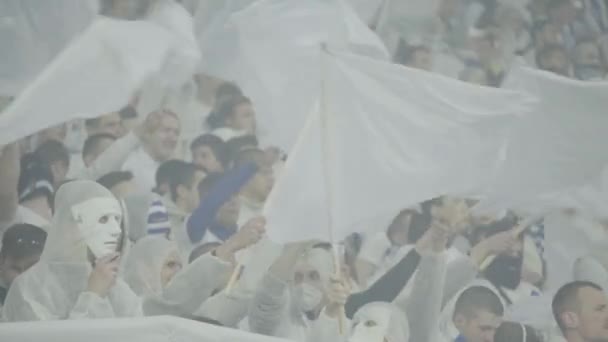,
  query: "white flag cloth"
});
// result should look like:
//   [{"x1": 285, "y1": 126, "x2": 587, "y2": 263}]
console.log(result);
[
  {"x1": 0, "y1": 18, "x2": 170, "y2": 145},
  {"x1": 263, "y1": 51, "x2": 533, "y2": 243},
  {"x1": 0, "y1": 316, "x2": 291, "y2": 342},
  {"x1": 0, "y1": 1, "x2": 201, "y2": 146},
  {"x1": 196, "y1": 0, "x2": 389, "y2": 150},
  {"x1": 478, "y1": 67, "x2": 608, "y2": 214},
  {"x1": 0, "y1": 0, "x2": 97, "y2": 96}
]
